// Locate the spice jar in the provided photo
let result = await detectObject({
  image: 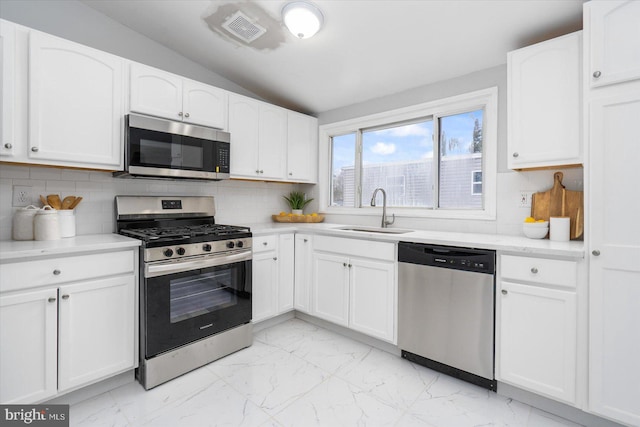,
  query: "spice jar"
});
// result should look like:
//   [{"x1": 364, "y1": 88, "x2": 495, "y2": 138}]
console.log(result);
[
  {"x1": 12, "y1": 205, "x2": 40, "y2": 240},
  {"x1": 34, "y1": 205, "x2": 61, "y2": 241}
]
